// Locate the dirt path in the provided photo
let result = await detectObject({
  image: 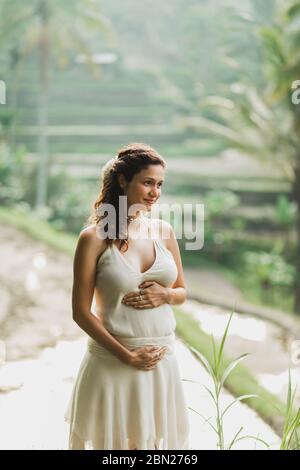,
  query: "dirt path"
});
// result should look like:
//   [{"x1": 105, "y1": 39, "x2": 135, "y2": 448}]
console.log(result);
[
  {"x1": 184, "y1": 267, "x2": 243, "y2": 301},
  {"x1": 0, "y1": 224, "x2": 80, "y2": 362}
]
